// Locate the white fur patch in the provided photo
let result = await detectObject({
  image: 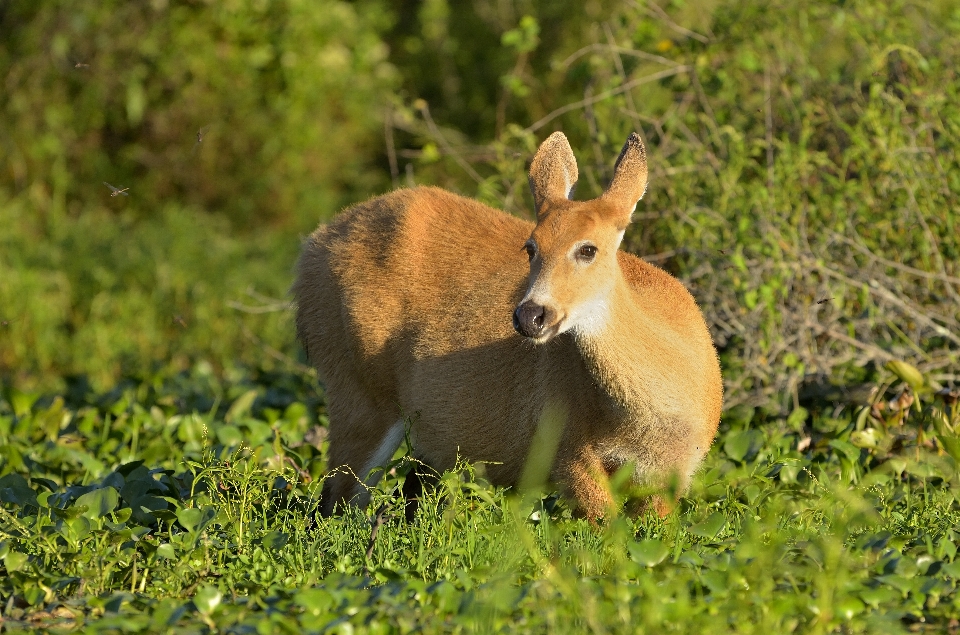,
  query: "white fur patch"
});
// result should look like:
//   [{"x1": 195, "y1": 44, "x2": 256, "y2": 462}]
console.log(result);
[
  {"x1": 361, "y1": 420, "x2": 405, "y2": 486},
  {"x1": 566, "y1": 290, "x2": 612, "y2": 337}
]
